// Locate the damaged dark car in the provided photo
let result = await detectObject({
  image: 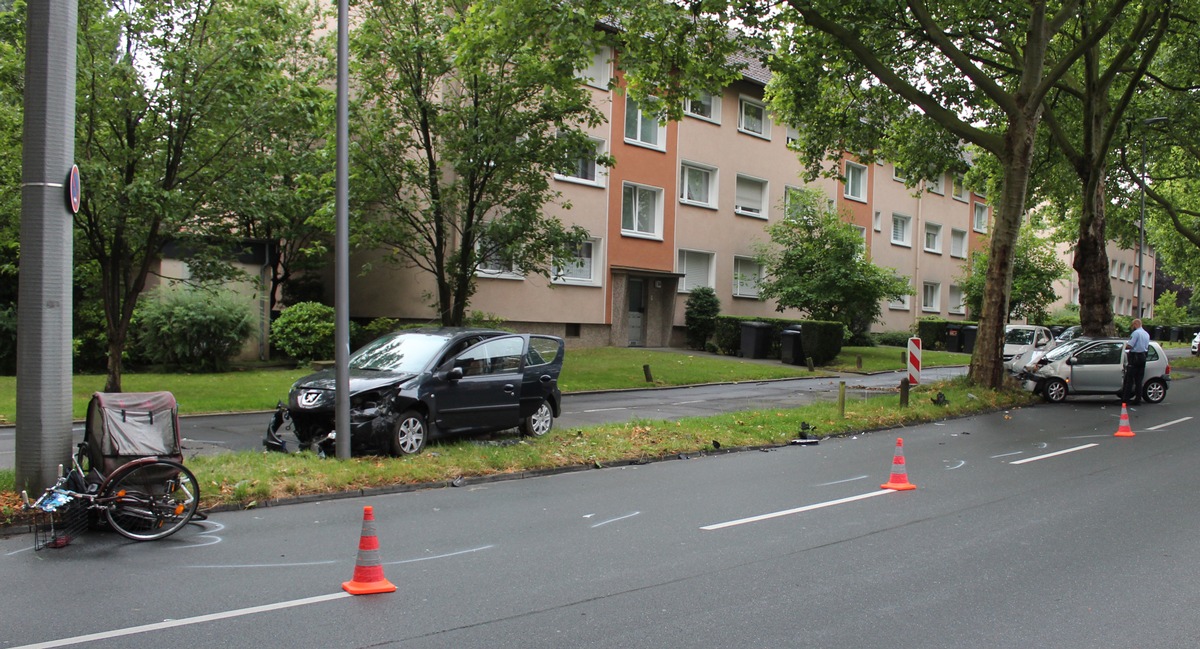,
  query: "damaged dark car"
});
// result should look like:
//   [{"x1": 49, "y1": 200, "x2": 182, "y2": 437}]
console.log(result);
[{"x1": 265, "y1": 328, "x2": 565, "y2": 456}]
